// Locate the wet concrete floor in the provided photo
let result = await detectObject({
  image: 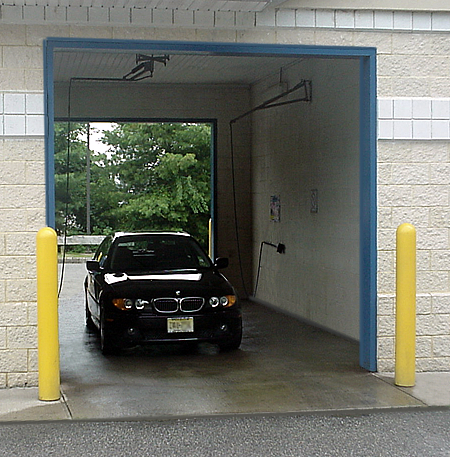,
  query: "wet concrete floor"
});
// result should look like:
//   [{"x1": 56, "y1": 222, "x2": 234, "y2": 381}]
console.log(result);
[{"x1": 57, "y1": 263, "x2": 423, "y2": 420}]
